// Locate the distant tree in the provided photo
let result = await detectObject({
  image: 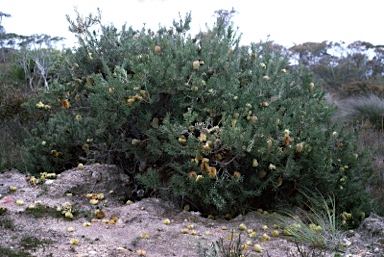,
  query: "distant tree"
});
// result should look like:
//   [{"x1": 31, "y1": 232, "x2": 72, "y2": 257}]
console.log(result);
[
  {"x1": 14, "y1": 45, "x2": 63, "y2": 91},
  {"x1": 290, "y1": 40, "x2": 384, "y2": 92},
  {"x1": 213, "y1": 7, "x2": 237, "y2": 28},
  {"x1": 0, "y1": 11, "x2": 65, "y2": 91},
  {"x1": 367, "y1": 45, "x2": 384, "y2": 83},
  {"x1": 0, "y1": 11, "x2": 12, "y2": 62},
  {"x1": 289, "y1": 41, "x2": 332, "y2": 67}
]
